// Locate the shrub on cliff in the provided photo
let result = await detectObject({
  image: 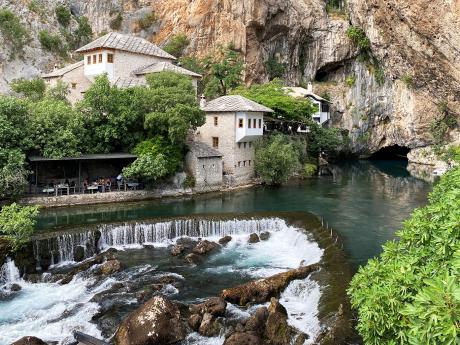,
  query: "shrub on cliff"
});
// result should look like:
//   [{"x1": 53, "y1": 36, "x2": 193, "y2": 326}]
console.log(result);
[
  {"x1": 255, "y1": 135, "x2": 300, "y2": 185},
  {"x1": 0, "y1": 9, "x2": 28, "y2": 56},
  {"x1": 55, "y1": 5, "x2": 71, "y2": 27},
  {"x1": 0, "y1": 203, "x2": 39, "y2": 250},
  {"x1": 349, "y1": 166, "x2": 460, "y2": 344},
  {"x1": 163, "y1": 34, "x2": 189, "y2": 58}
]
